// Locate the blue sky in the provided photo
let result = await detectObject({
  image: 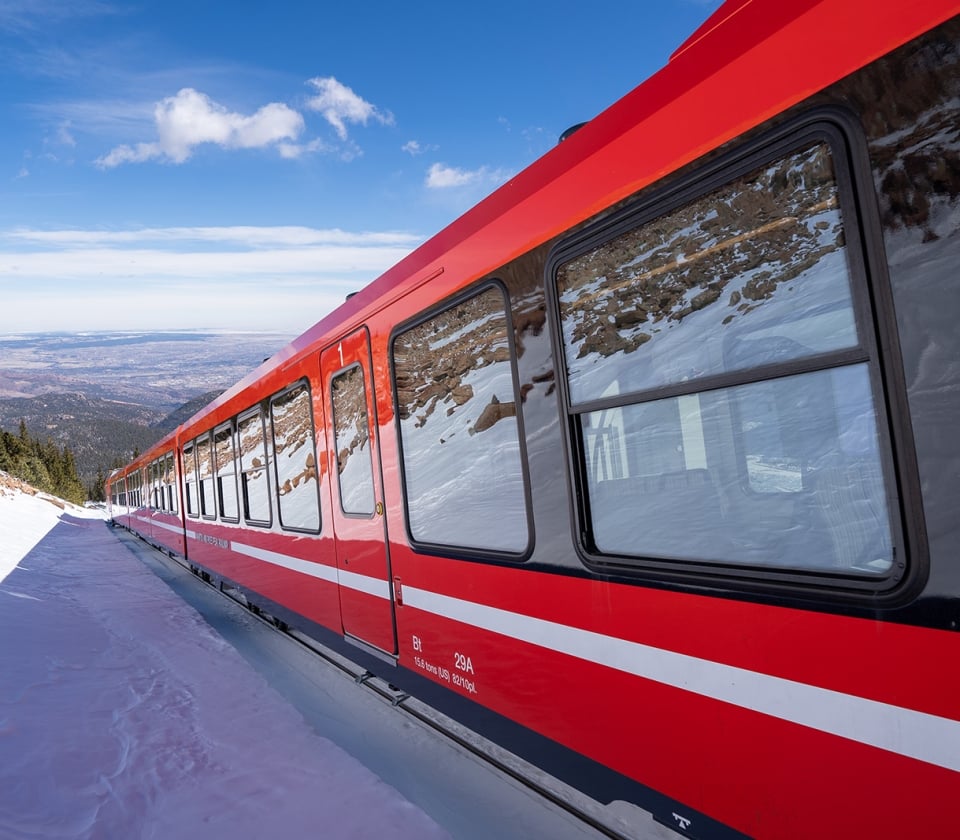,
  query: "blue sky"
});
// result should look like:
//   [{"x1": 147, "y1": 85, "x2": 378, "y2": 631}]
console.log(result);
[{"x1": 0, "y1": 0, "x2": 722, "y2": 335}]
